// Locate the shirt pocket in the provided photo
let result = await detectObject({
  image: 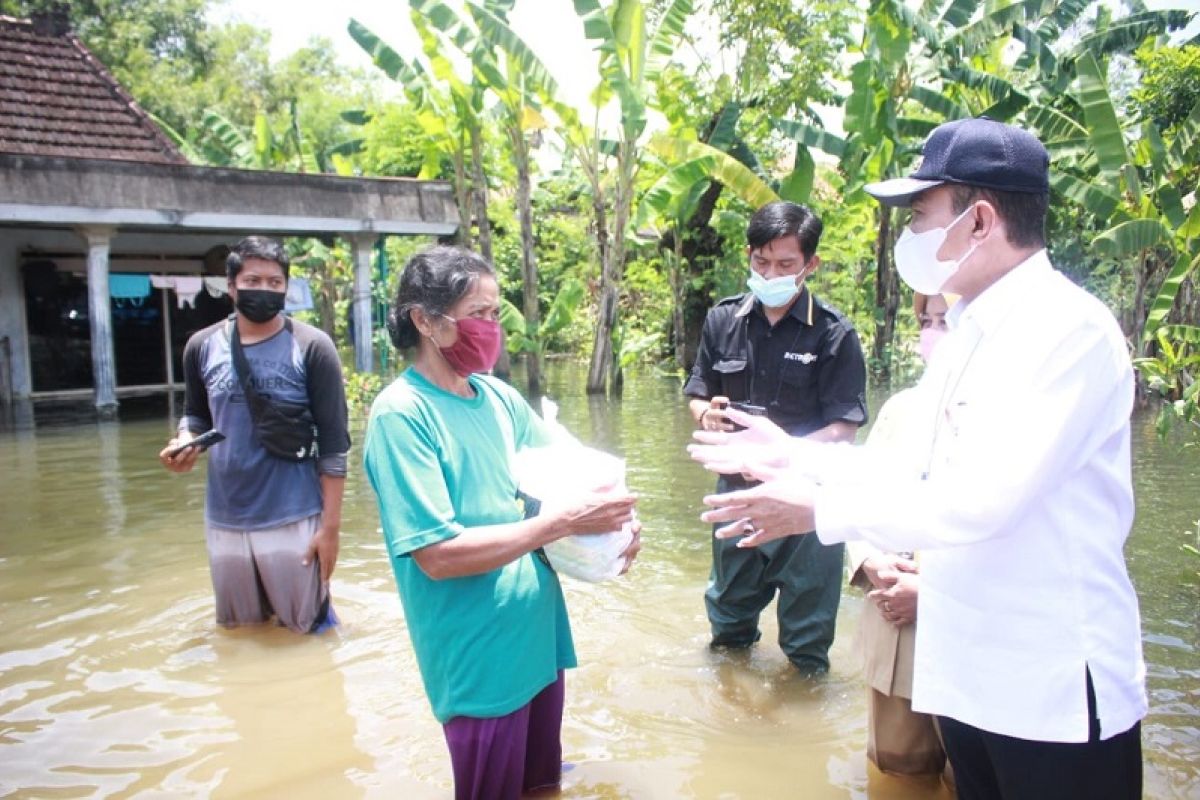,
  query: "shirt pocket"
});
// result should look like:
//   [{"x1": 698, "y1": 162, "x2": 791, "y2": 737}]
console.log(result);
[
  {"x1": 774, "y1": 359, "x2": 820, "y2": 415},
  {"x1": 712, "y1": 358, "x2": 749, "y2": 398},
  {"x1": 780, "y1": 358, "x2": 819, "y2": 384}
]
